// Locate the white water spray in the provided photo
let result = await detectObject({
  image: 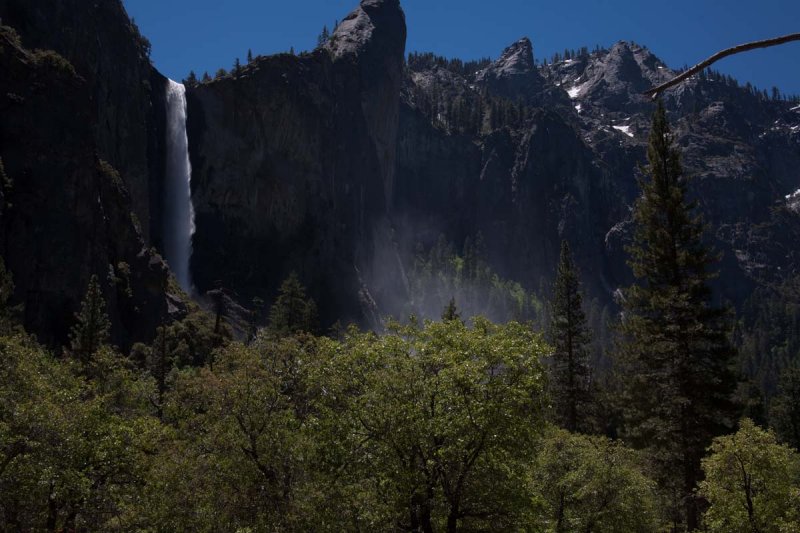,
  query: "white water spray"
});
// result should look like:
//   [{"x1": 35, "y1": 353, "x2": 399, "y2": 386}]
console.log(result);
[{"x1": 164, "y1": 80, "x2": 196, "y2": 293}]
